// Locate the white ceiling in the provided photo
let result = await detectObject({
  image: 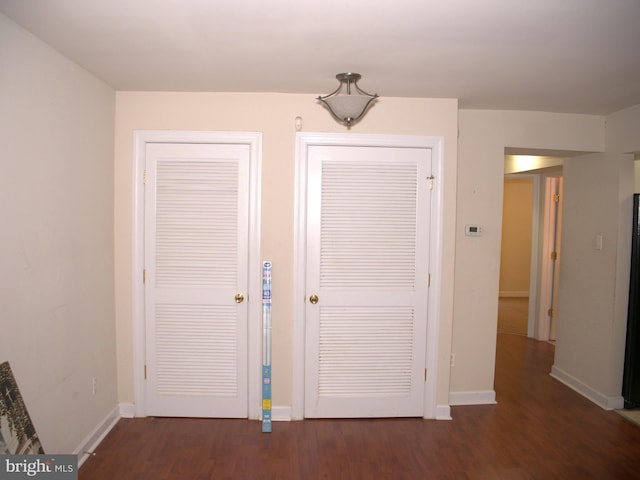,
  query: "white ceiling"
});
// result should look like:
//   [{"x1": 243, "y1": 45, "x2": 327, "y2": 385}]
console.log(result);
[{"x1": 2, "y1": 0, "x2": 639, "y2": 115}]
